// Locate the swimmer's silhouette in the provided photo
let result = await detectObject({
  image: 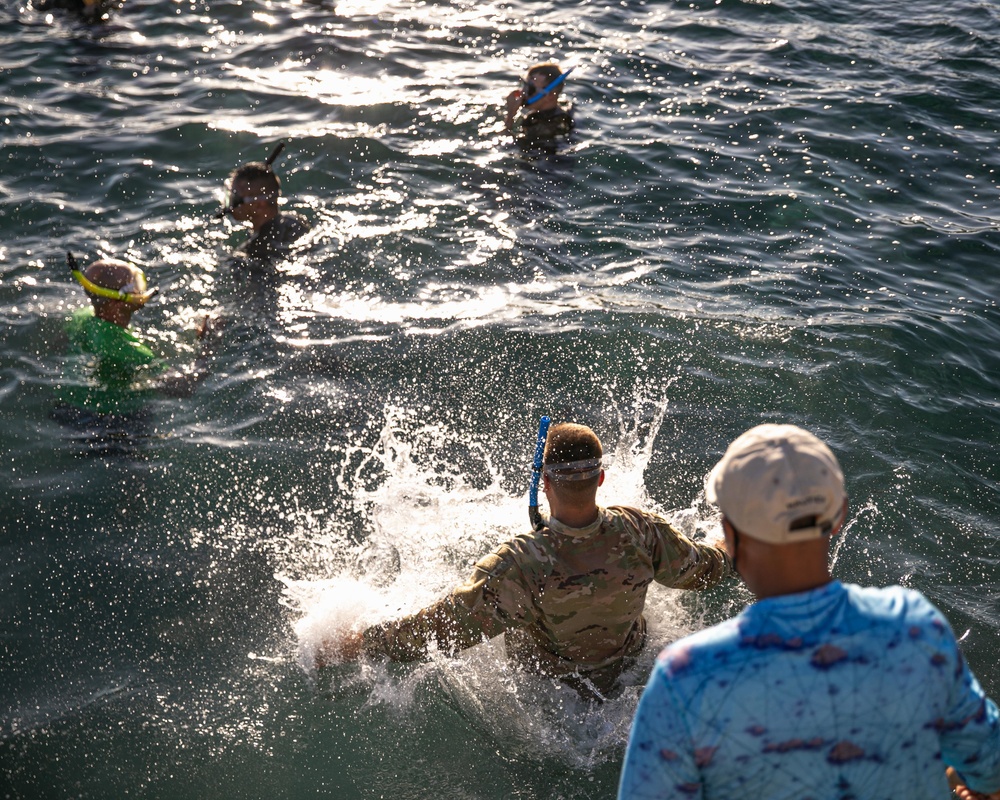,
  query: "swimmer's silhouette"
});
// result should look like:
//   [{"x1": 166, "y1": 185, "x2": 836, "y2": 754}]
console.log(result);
[
  {"x1": 217, "y1": 142, "x2": 310, "y2": 270},
  {"x1": 36, "y1": 0, "x2": 123, "y2": 25},
  {"x1": 503, "y1": 63, "x2": 575, "y2": 152}
]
